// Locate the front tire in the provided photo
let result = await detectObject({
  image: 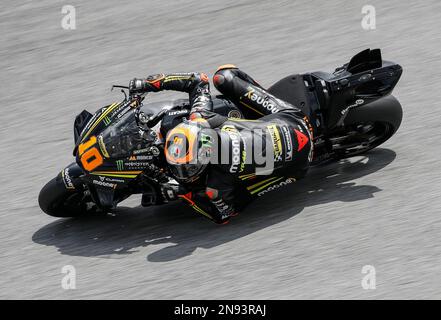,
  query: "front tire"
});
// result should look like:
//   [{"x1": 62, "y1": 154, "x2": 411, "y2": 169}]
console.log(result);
[{"x1": 38, "y1": 174, "x2": 94, "y2": 218}]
